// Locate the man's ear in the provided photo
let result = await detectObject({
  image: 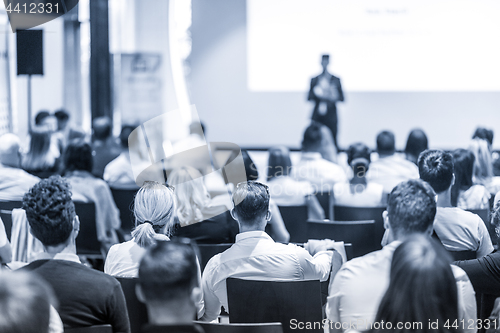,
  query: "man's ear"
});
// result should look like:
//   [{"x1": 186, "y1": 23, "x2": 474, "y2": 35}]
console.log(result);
[
  {"x1": 135, "y1": 284, "x2": 146, "y2": 304},
  {"x1": 266, "y1": 209, "x2": 272, "y2": 221},
  {"x1": 190, "y1": 286, "x2": 202, "y2": 306},
  {"x1": 230, "y1": 208, "x2": 238, "y2": 221},
  {"x1": 383, "y1": 210, "x2": 390, "y2": 230},
  {"x1": 73, "y1": 216, "x2": 80, "y2": 238}
]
